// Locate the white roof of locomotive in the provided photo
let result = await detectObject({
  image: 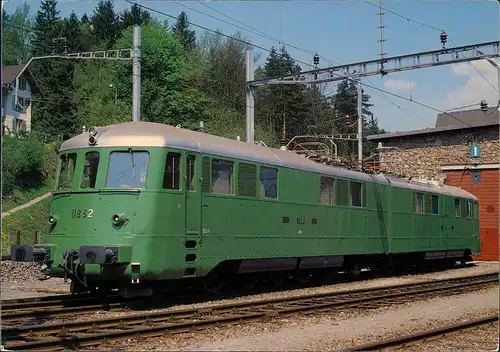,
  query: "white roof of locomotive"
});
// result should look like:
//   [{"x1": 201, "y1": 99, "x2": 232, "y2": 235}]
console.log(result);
[{"x1": 60, "y1": 122, "x2": 477, "y2": 200}]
